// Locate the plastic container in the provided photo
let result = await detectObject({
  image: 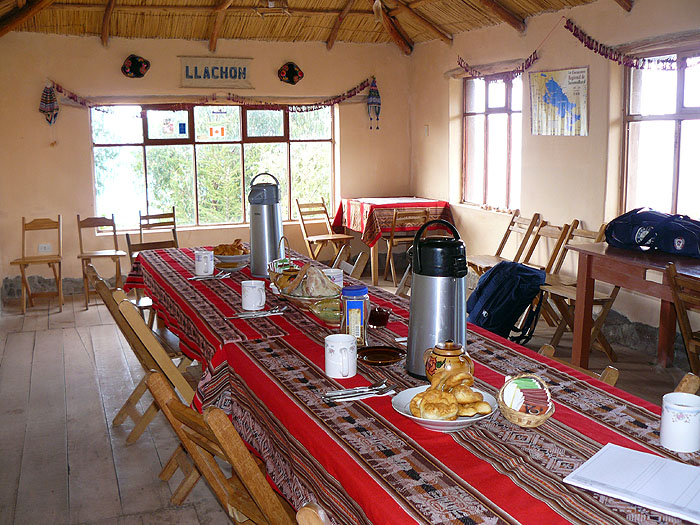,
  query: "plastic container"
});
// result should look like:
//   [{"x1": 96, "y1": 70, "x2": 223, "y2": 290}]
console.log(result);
[{"x1": 341, "y1": 285, "x2": 369, "y2": 346}]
